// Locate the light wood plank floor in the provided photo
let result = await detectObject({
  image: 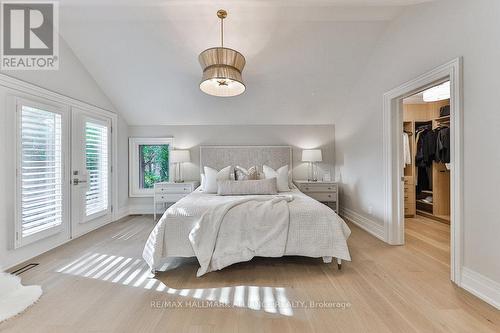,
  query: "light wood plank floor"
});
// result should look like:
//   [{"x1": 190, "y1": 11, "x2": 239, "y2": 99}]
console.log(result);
[{"x1": 2, "y1": 215, "x2": 499, "y2": 332}]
